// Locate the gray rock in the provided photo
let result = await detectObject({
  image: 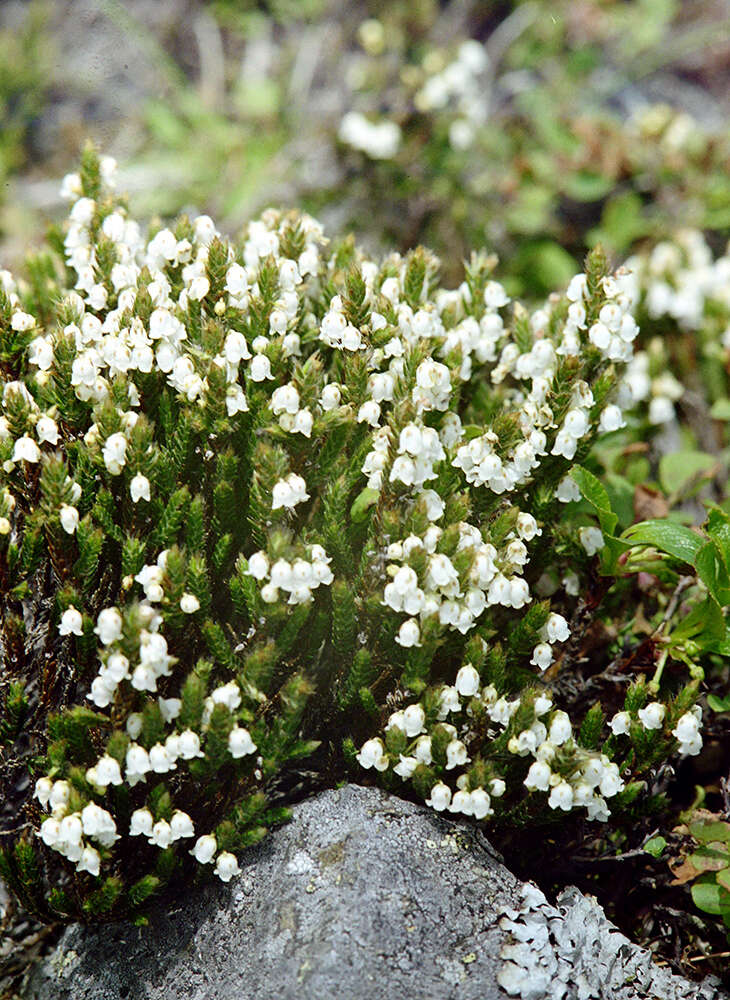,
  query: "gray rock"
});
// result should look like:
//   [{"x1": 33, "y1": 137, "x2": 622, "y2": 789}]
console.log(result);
[{"x1": 25, "y1": 785, "x2": 727, "y2": 1000}]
